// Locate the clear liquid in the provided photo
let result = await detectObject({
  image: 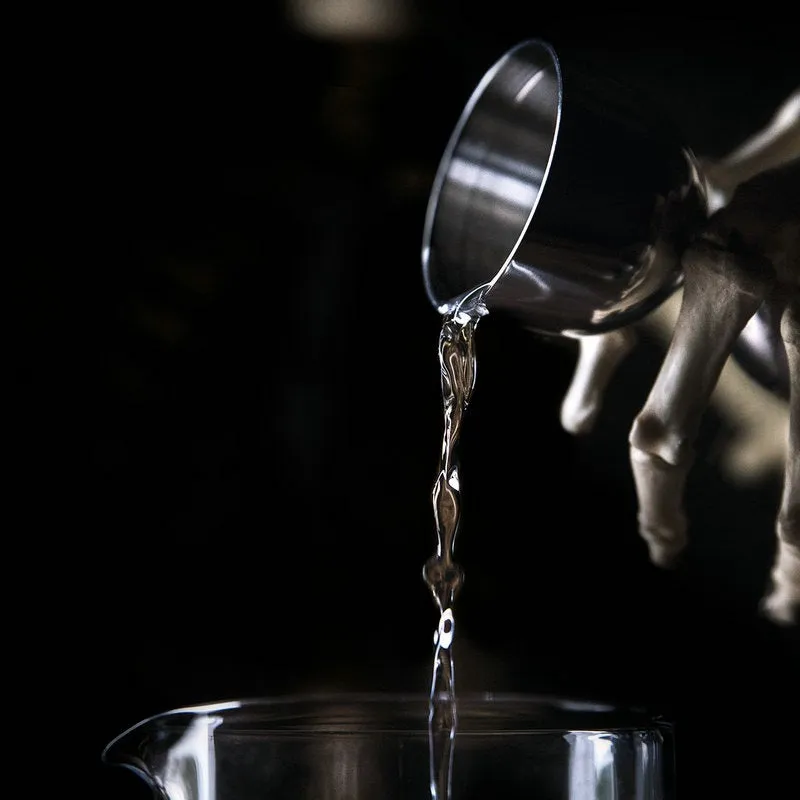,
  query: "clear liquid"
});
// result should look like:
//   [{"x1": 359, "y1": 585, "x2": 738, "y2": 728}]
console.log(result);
[{"x1": 423, "y1": 303, "x2": 485, "y2": 800}]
